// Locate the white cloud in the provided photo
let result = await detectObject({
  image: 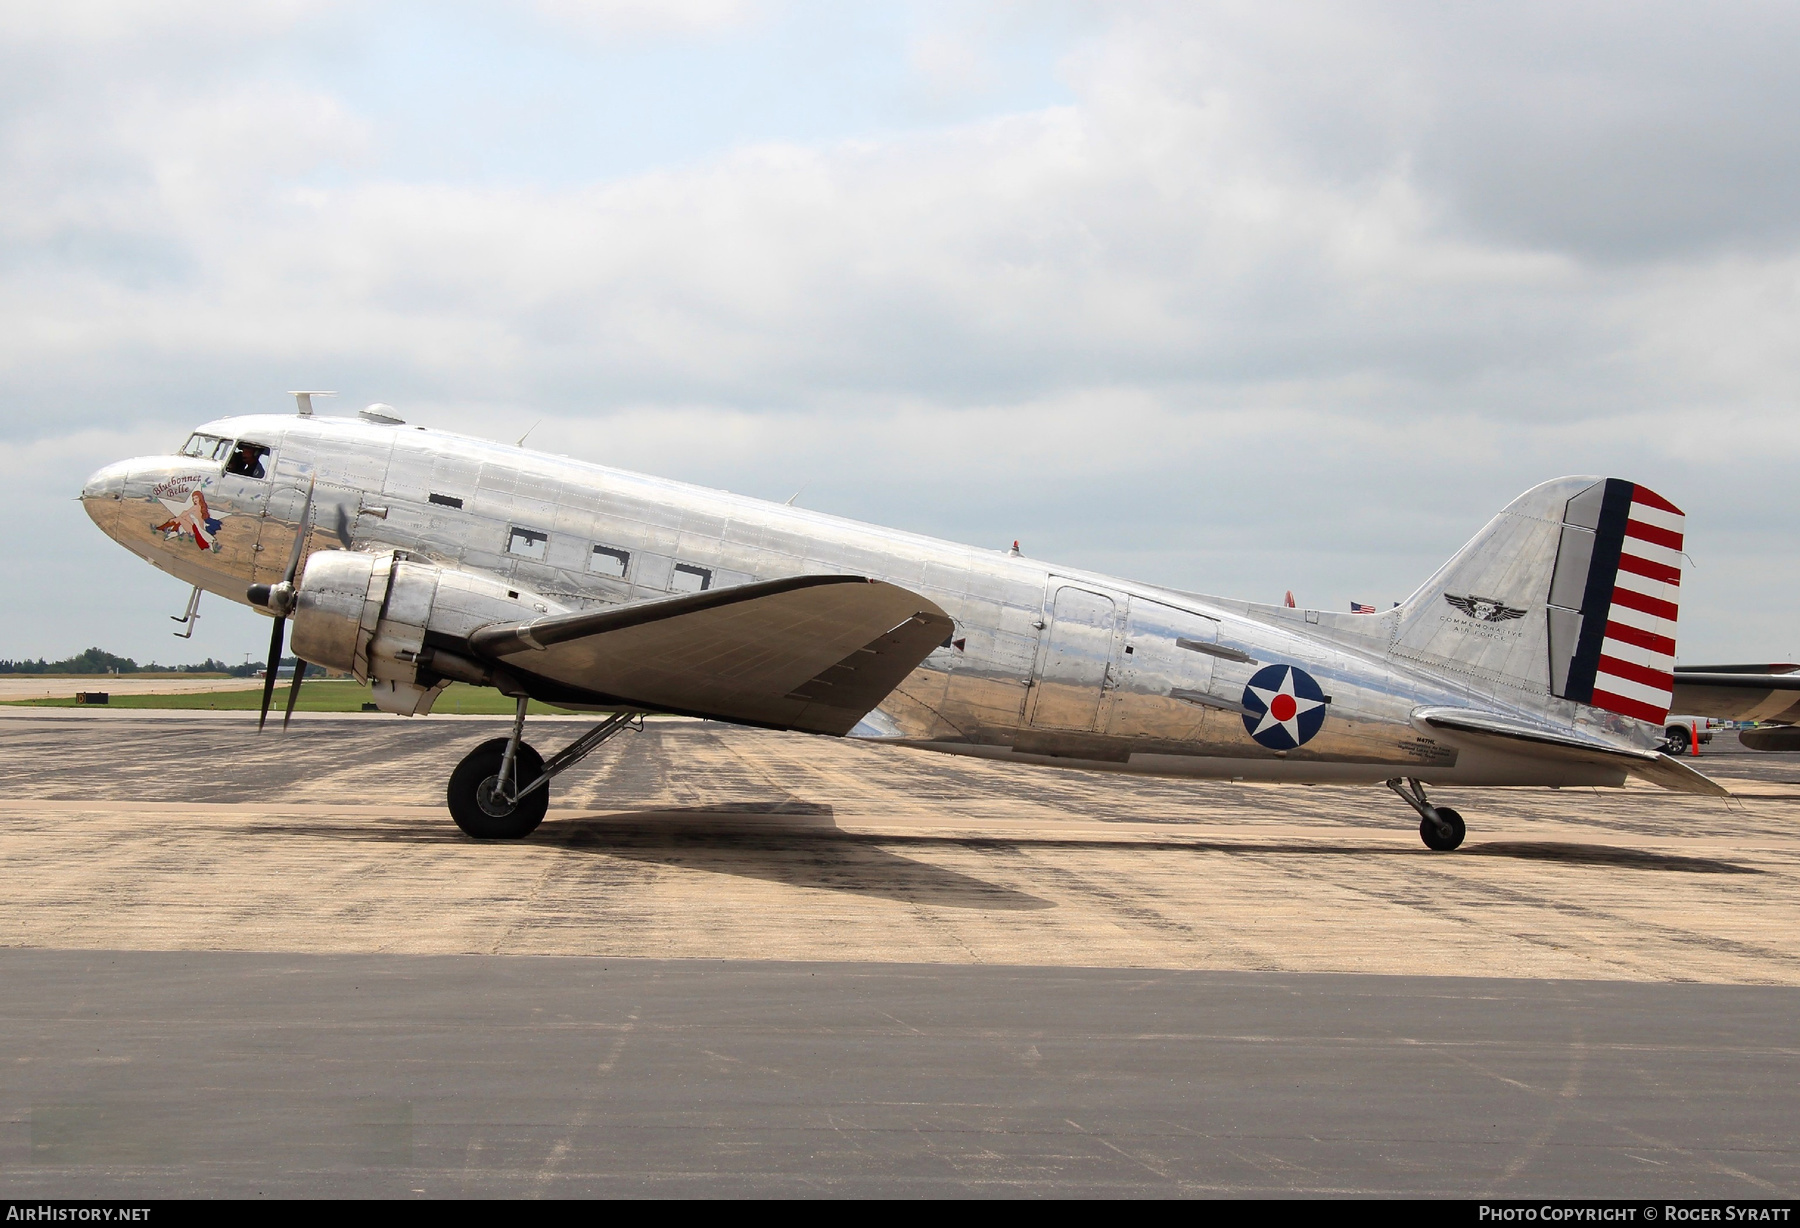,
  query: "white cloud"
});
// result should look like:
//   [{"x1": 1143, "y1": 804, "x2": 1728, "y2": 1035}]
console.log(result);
[
  {"x1": 530, "y1": 0, "x2": 767, "y2": 40},
  {"x1": 0, "y1": 1, "x2": 332, "y2": 44}
]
